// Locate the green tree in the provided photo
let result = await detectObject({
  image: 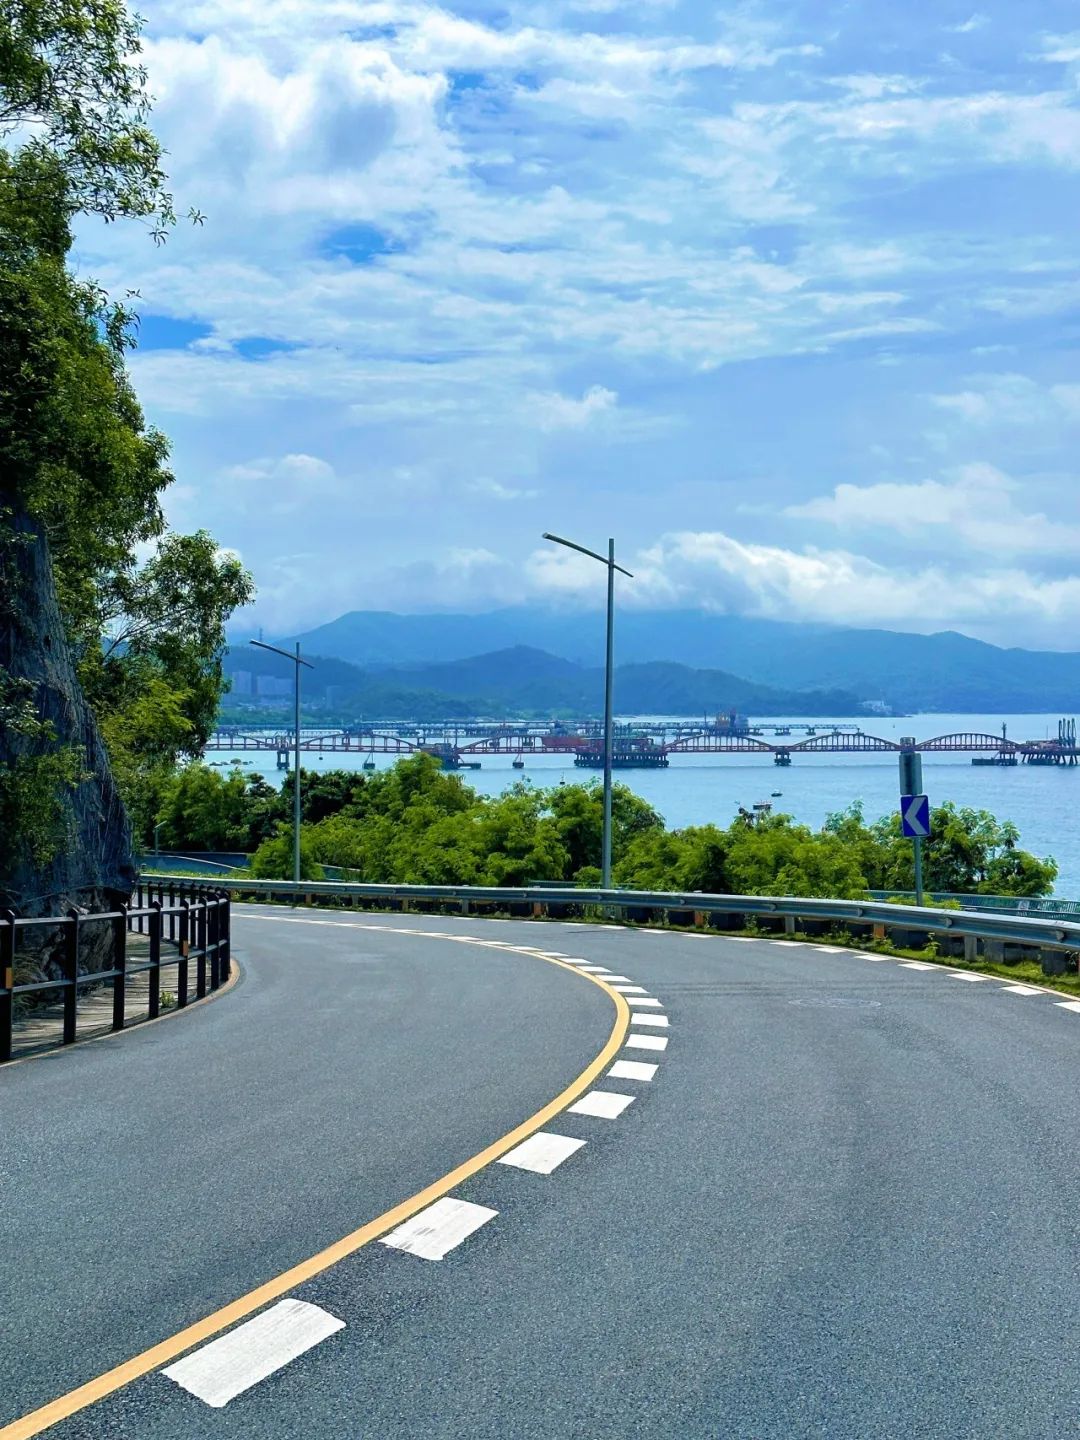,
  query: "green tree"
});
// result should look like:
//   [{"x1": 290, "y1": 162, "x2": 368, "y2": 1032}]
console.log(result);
[
  {"x1": 548, "y1": 781, "x2": 664, "y2": 877},
  {"x1": 156, "y1": 765, "x2": 253, "y2": 852},
  {"x1": 1, "y1": 0, "x2": 174, "y2": 229},
  {"x1": 867, "y1": 803, "x2": 1056, "y2": 898},
  {"x1": 723, "y1": 813, "x2": 868, "y2": 899},
  {"x1": 249, "y1": 831, "x2": 321, "y2": 881}
]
